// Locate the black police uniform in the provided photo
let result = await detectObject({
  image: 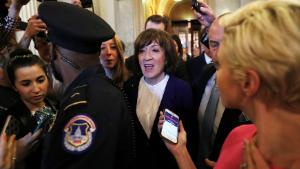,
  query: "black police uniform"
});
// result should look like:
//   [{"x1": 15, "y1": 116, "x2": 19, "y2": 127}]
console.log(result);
[
  {"x1": 42, "y1": 66, "x2": 133, "y2": 169},
  {"x1": 38, "y1": 2, "x2": 134, "y2": 169}
]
